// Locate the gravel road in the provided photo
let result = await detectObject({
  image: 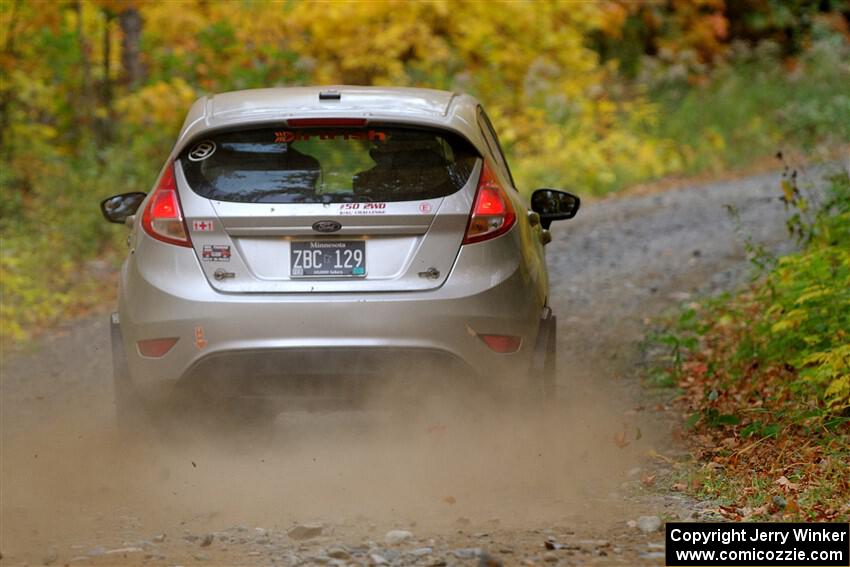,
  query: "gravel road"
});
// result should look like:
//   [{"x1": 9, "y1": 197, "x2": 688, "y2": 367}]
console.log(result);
[{"x1": 1, "y1": 166, "x2": 834, "y2": 566}]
